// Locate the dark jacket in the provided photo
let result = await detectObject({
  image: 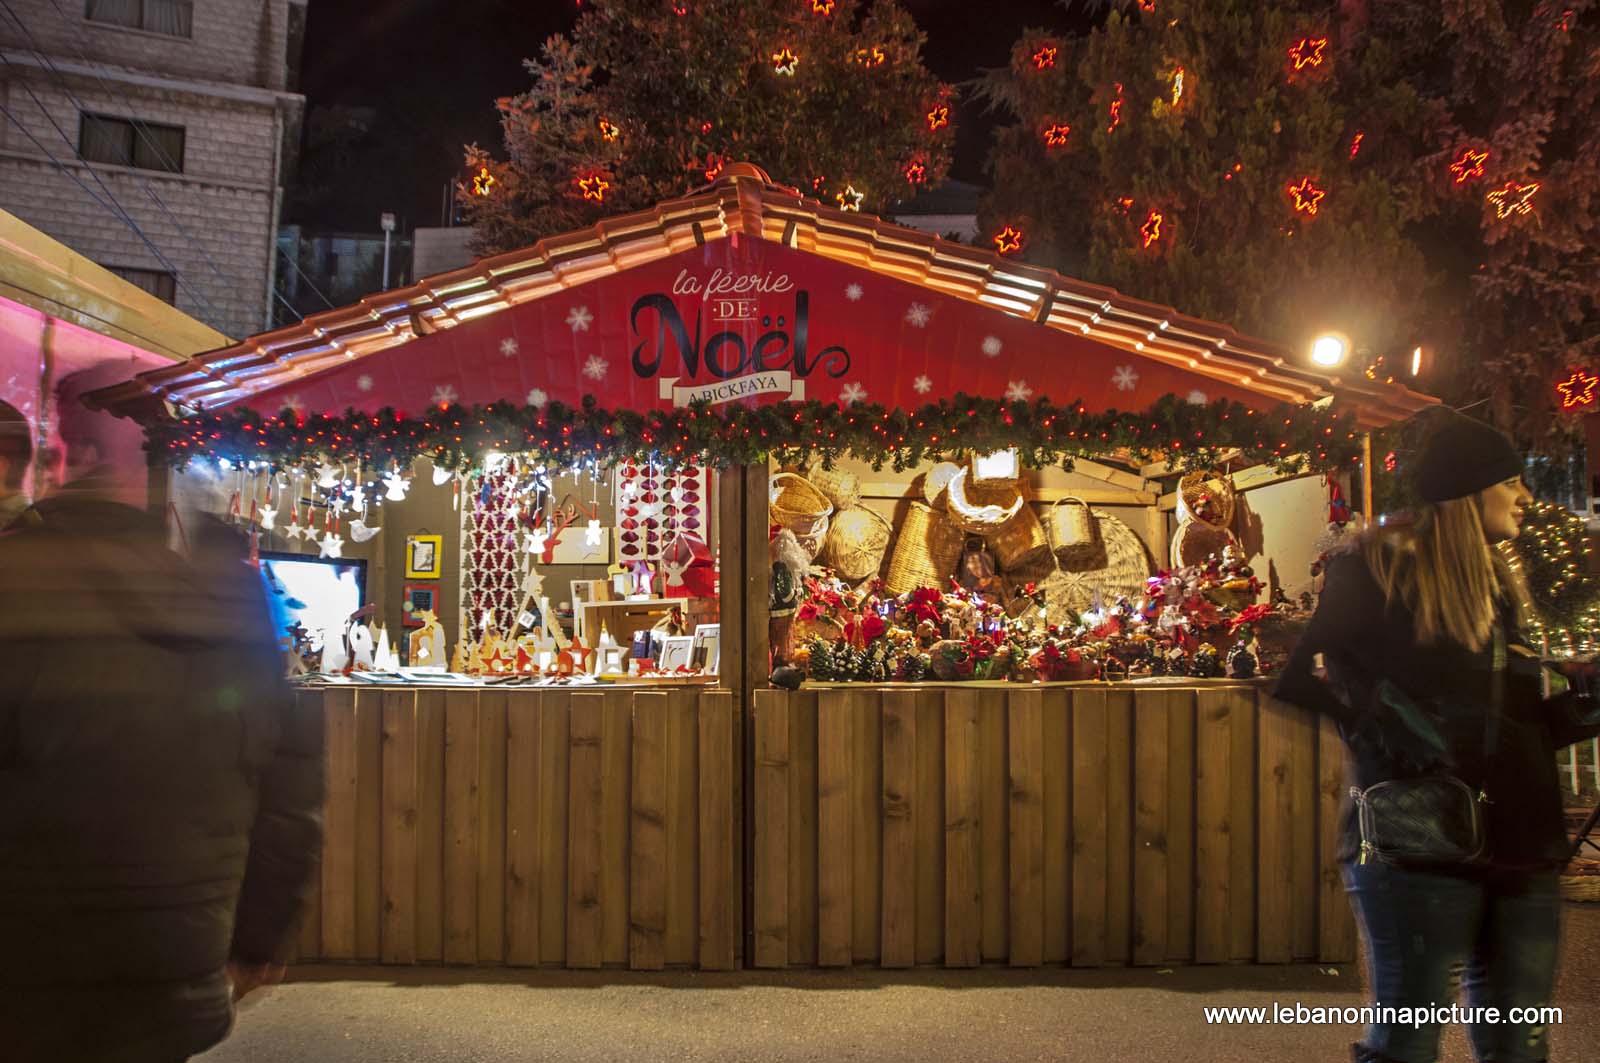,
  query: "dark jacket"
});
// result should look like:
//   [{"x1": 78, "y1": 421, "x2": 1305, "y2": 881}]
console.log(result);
[
  {"x1": 0, "y1": 494, "x2": 324, "y2": 1062},
  {"x1": 1273, "y1": 547, "x2": 1600, "y2": 872}
]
